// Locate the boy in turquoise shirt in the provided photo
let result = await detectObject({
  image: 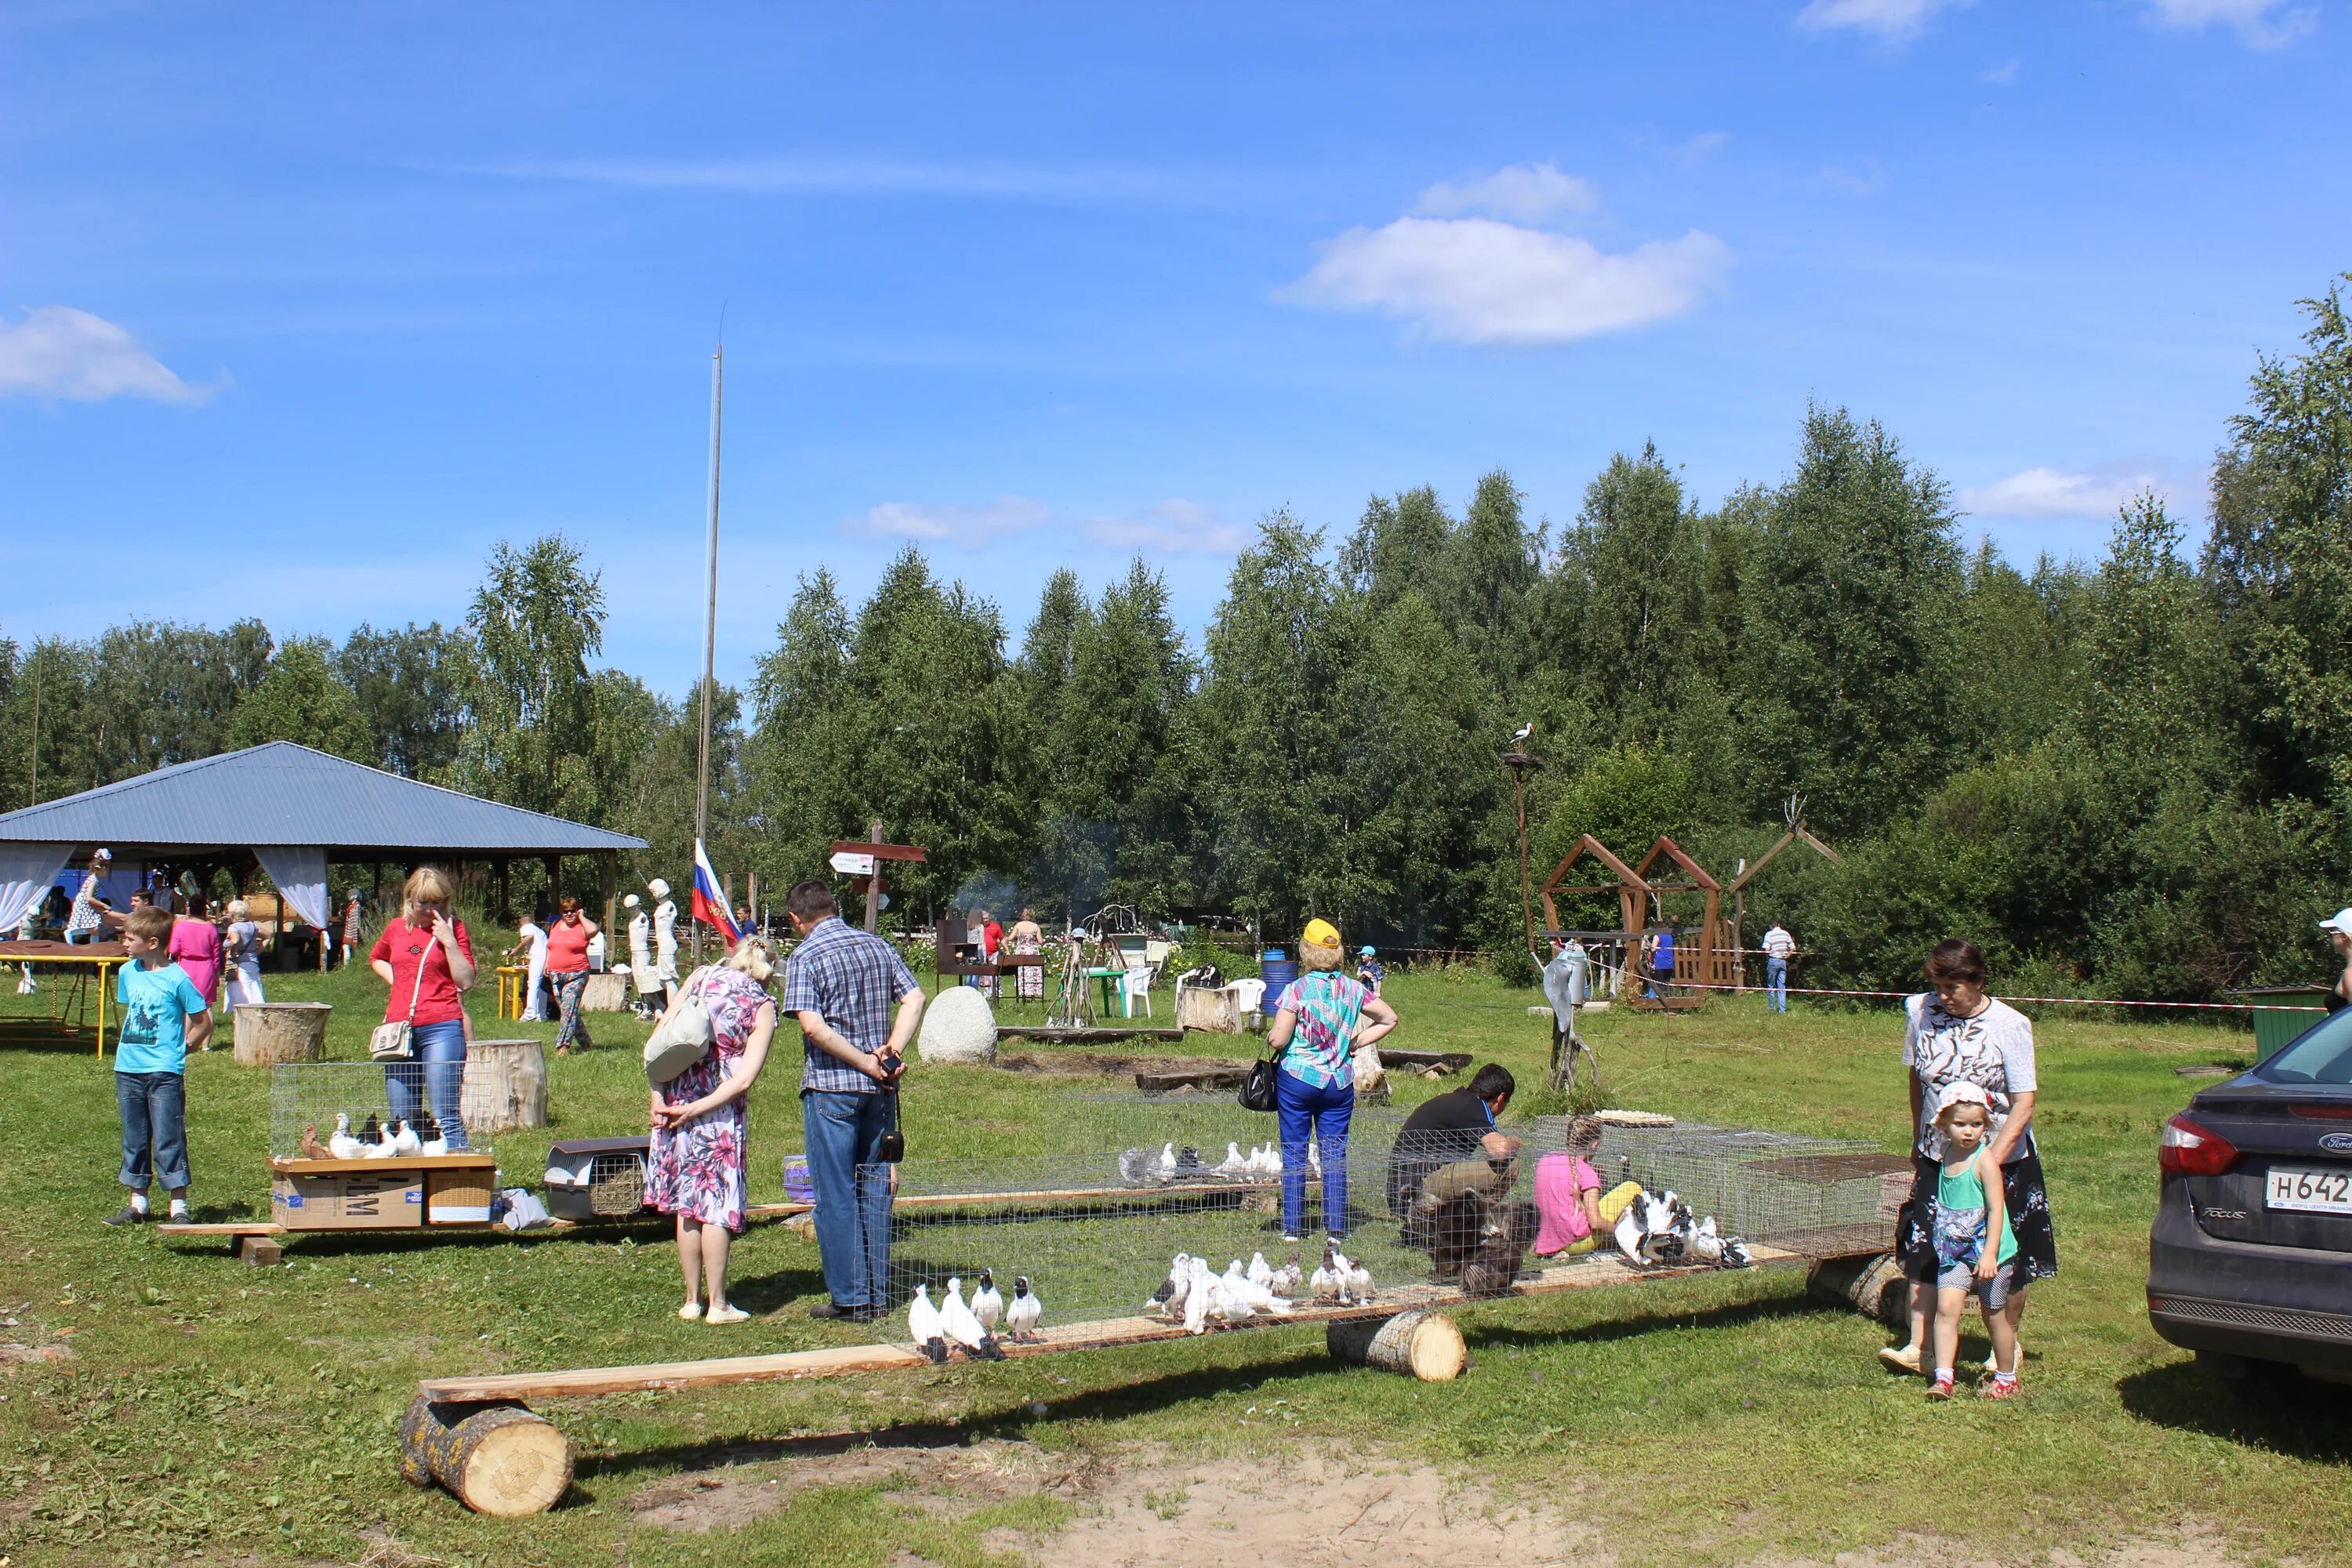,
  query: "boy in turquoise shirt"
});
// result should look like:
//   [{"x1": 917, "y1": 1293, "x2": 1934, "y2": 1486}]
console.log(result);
[{"x1": 106, "y1": 906, "x2": 208, "y2": 1226}]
